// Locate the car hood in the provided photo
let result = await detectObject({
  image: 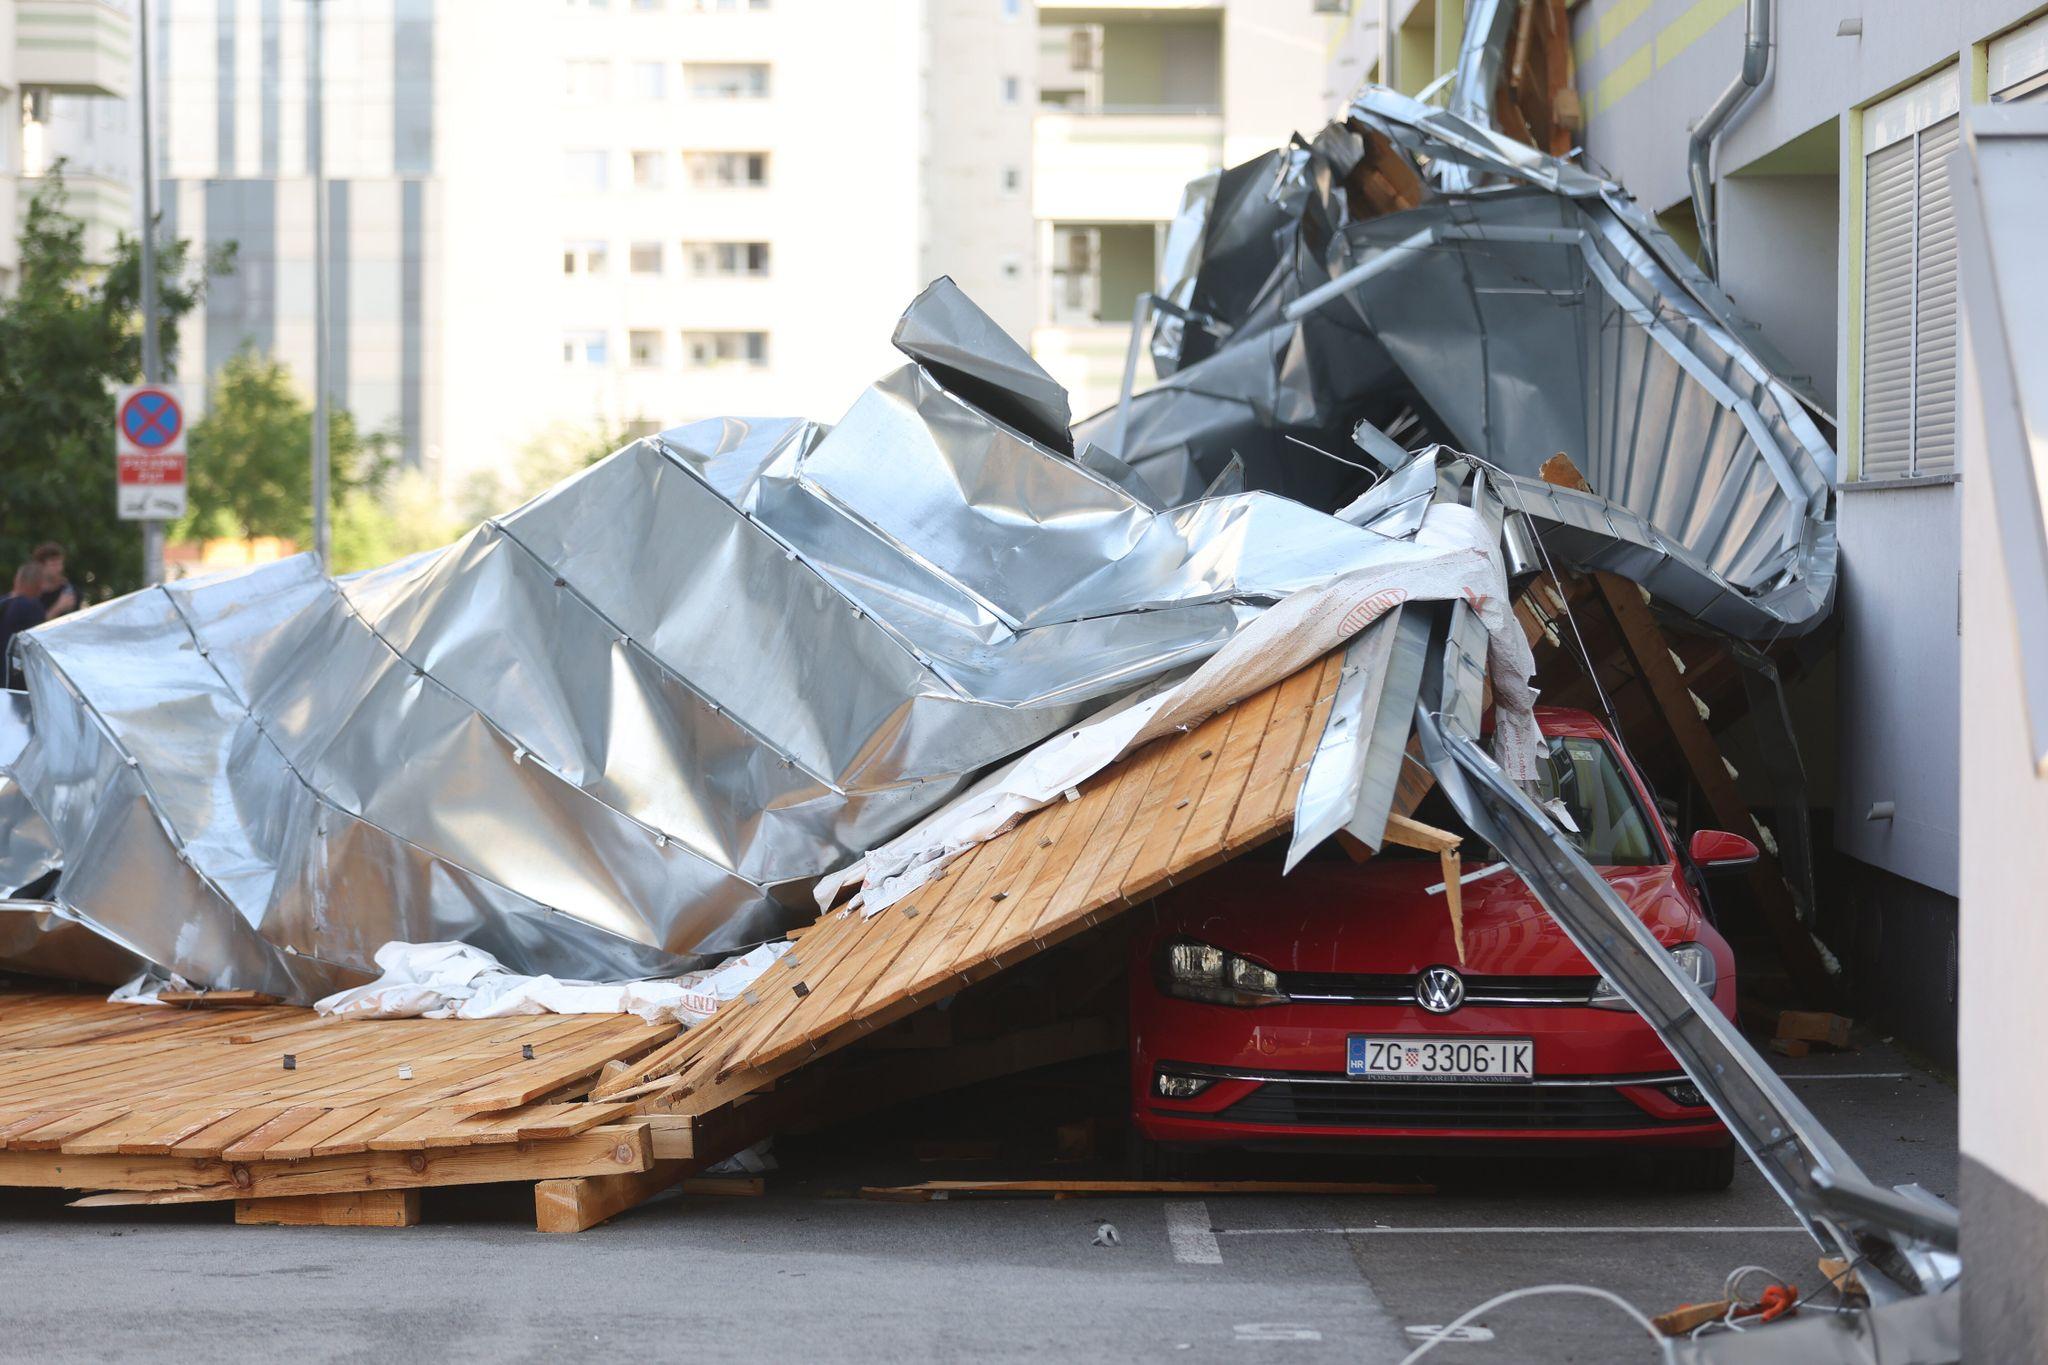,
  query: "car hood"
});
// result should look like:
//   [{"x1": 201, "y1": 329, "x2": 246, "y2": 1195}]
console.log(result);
[{"x1": 1157, "y1": 856, "x2": 1701, "y2": 978}]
